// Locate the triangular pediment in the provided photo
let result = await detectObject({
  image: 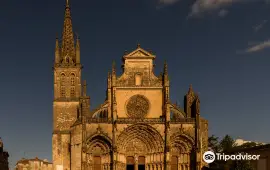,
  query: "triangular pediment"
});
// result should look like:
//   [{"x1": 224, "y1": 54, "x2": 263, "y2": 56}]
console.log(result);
[
  {"x1": 130, "y1": 50, "x2": 149, "y2": 57},
  {"x1": 123, "y1": 47, "x2": 156, "y2": 59}
]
